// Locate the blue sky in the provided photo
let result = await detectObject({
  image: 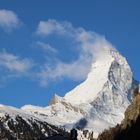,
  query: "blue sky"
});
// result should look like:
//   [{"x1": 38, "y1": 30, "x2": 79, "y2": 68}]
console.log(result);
[{"x1": 0, "y1": 0, "x2": 139, "y2": 107}]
